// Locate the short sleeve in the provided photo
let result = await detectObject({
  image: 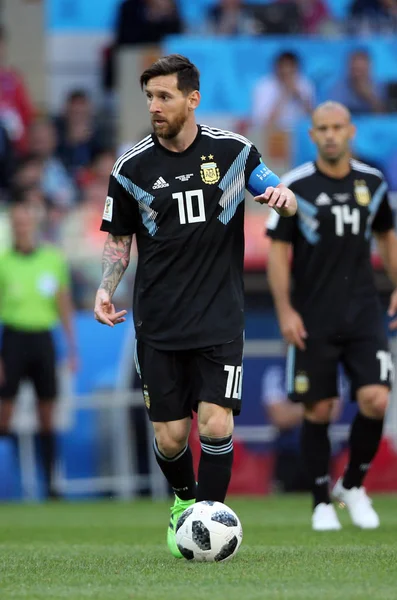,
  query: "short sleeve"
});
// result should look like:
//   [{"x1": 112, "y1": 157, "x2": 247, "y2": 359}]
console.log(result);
[
  {"x1": 371, "y1": 189, "x2": 394, "y2": 234},
  {"x1": 266, "y1": 207, "x2": 297, "y2": 243},
  {"x1": 245, "y1": 145, "x2": 280, "y2": 196},
  {"x1": 100, "y1": 171, "x2": 140, "y2": 236}
]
